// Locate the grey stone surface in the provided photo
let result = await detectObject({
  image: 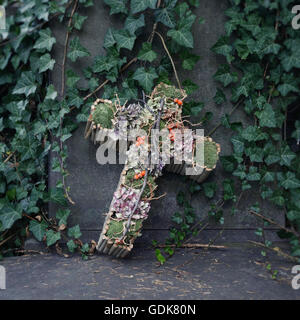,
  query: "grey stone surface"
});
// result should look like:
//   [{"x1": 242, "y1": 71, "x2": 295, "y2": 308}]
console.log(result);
[
  {"x1": 48, "y1": 0, "x2": 285, "y2": 243},
  {"x1": 0, "y1": 243, "x2": 299, "y2": 300}
]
